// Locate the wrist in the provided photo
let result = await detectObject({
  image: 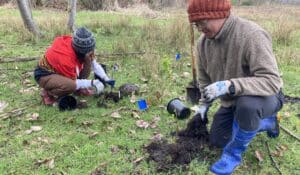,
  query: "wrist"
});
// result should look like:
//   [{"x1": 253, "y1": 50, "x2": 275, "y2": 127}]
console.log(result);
[{"x1": 228, "y1": 81, "x2": 235, "y2": 96}]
